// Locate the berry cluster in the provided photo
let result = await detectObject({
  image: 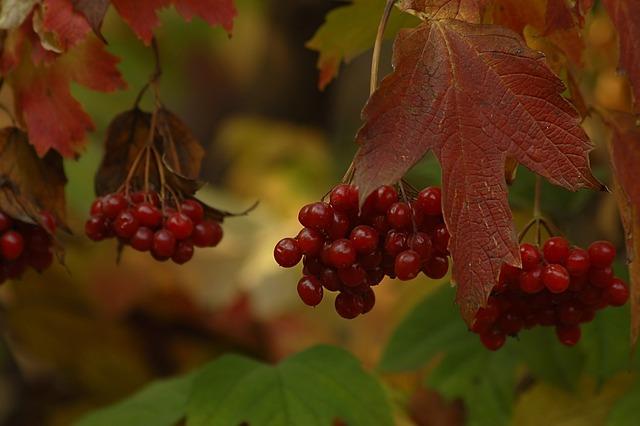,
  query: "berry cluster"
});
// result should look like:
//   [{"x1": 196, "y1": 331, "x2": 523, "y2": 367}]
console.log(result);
[
  {"x1": 472, "y1": 237, "x2": 629, "y2": 350},
  {"x1": 85, "y1": 191, "x2": 222, "y2": 264},
  {"x1": 0, "y1": 210, "x2": 56, "y2": 284},
  {"x1": 274, "y1": 184, "x2": 450, "y2": 319}
]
